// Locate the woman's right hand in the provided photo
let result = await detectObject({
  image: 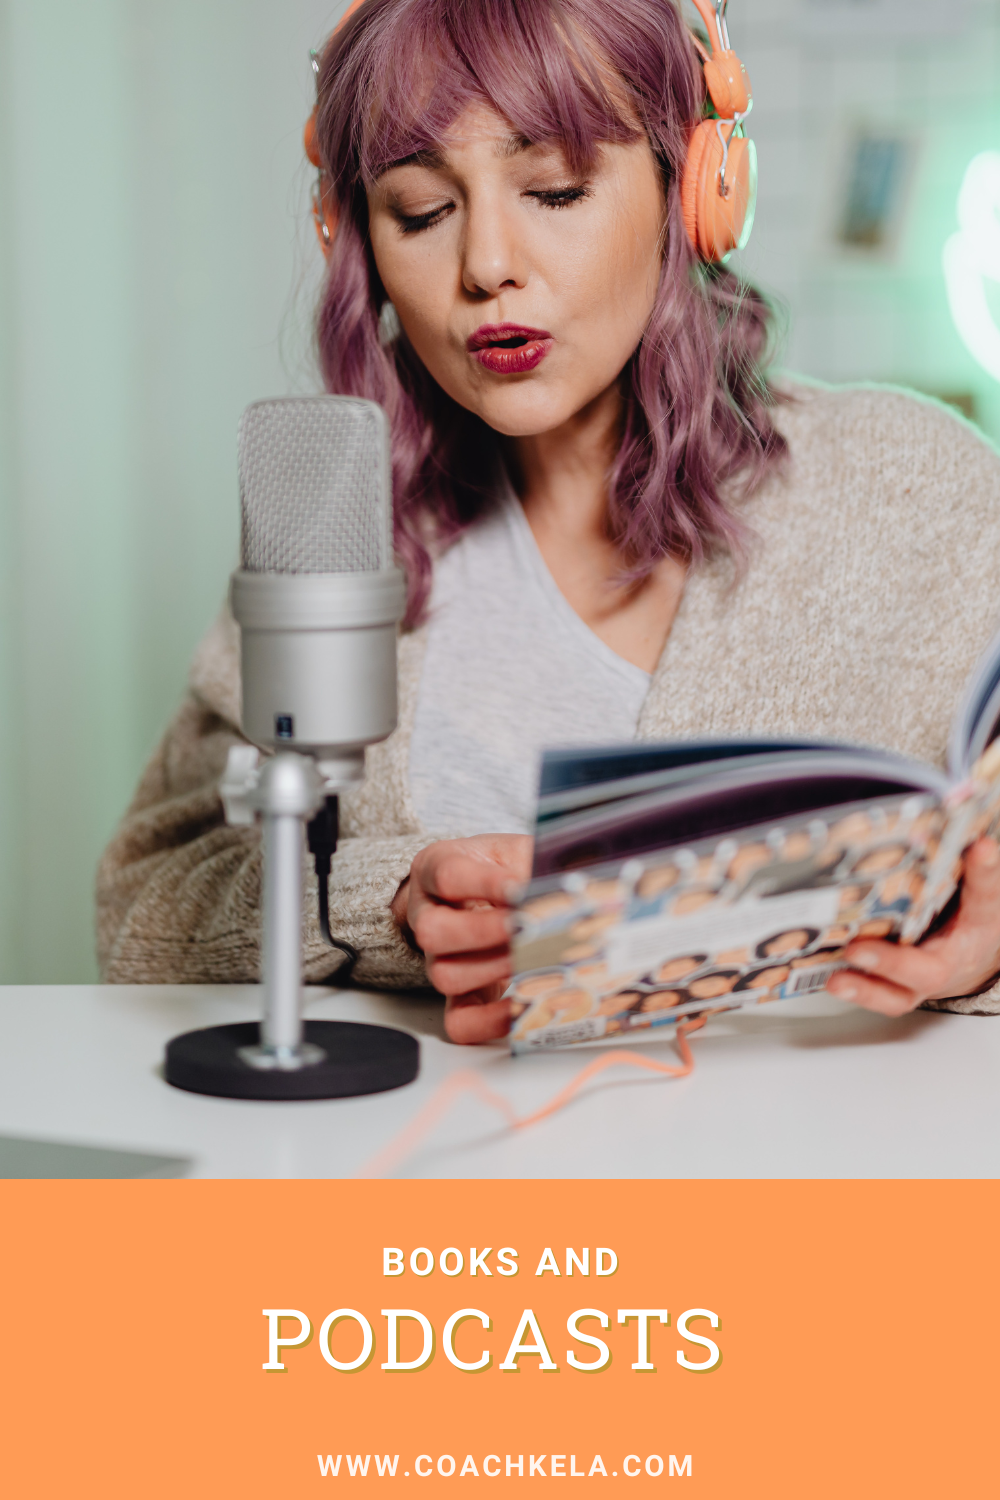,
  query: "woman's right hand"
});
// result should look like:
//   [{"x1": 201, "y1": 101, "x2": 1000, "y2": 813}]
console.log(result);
[{"x1": 391, "y1": 834, "x2": 533, "y2": 1044}]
